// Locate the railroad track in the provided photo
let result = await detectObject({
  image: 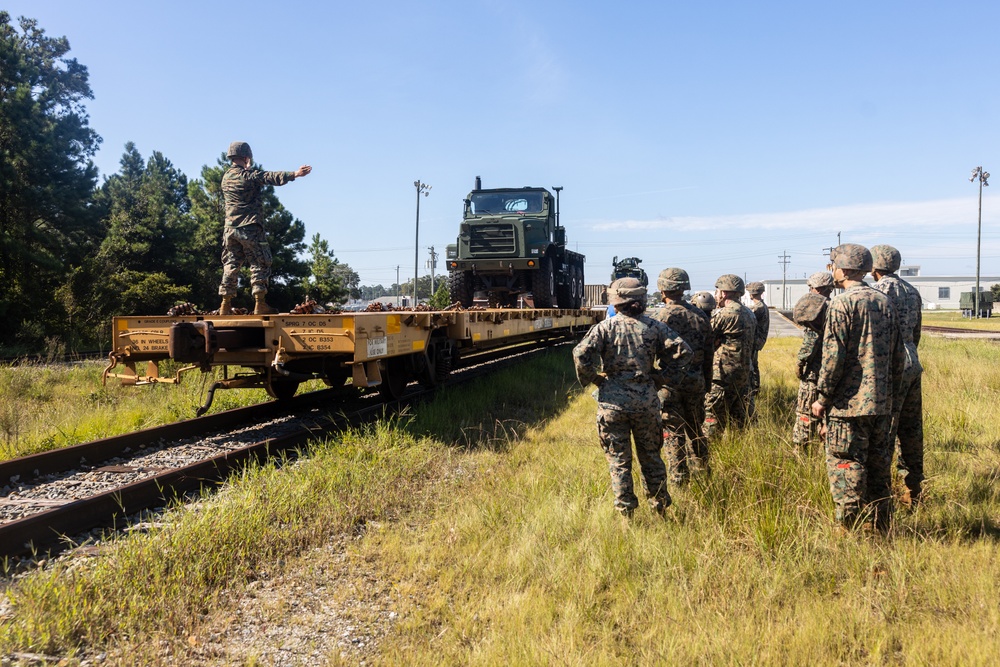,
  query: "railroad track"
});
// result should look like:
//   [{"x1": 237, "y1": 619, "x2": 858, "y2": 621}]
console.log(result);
[
  {"x1": 0, "y1": 337, "x2": 578, "y2": 561},
  {"x1": 922, "y1": 325, "x2": 1000, "y2": 336}
]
